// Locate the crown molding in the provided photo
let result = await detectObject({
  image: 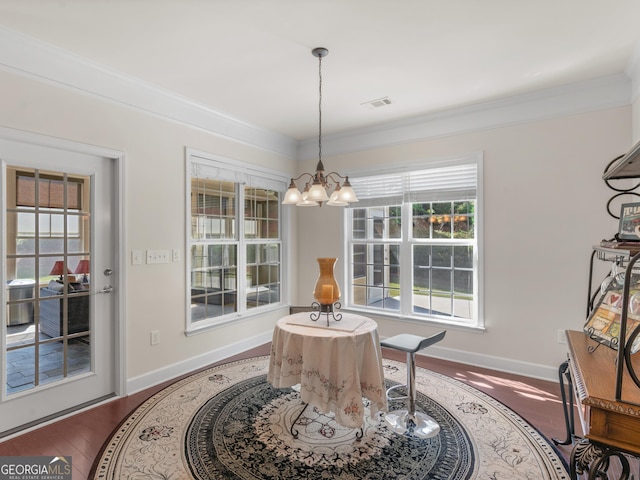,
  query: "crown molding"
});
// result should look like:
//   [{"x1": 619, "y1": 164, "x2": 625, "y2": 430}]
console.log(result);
[
  {"x1": 0, "y1": 26, "x2": 298, "y2": 159},
  {"x1": 298, "y1": 73, "x2": 632, "y2": 160},
  {"x1": 0, "y1": 26, "x2": 632, "y2": 162}
]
